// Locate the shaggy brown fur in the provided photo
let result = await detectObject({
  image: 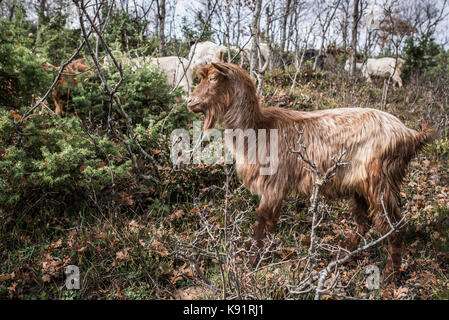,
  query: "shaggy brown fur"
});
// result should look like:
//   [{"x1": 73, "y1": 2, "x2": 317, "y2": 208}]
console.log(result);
[
  {"x1": 42, "y1": 58, "x2": 91, "y2": 116},
  {"x1": 187, "y1": 62, "x2": 436, "y2": 280}
]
